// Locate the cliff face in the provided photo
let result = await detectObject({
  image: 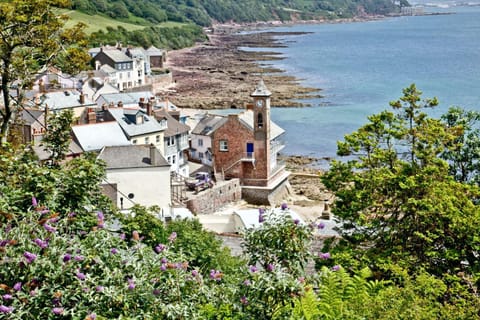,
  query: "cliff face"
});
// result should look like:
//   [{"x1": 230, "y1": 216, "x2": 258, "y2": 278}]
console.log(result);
[{"x1": 70, "y1": 0, "x2": 402, "y2": 26}]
